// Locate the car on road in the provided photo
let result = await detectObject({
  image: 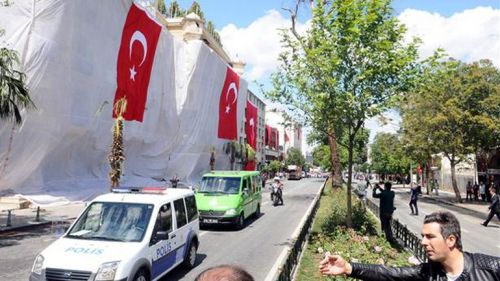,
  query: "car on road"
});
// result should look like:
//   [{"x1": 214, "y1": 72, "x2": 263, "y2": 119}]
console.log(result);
[
  {"x1": 196, "y1": 171, "x2": 262, "y2": 229},
  {"x1": 30, "y1": 187, "x2": 200, "y2": 281}
]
